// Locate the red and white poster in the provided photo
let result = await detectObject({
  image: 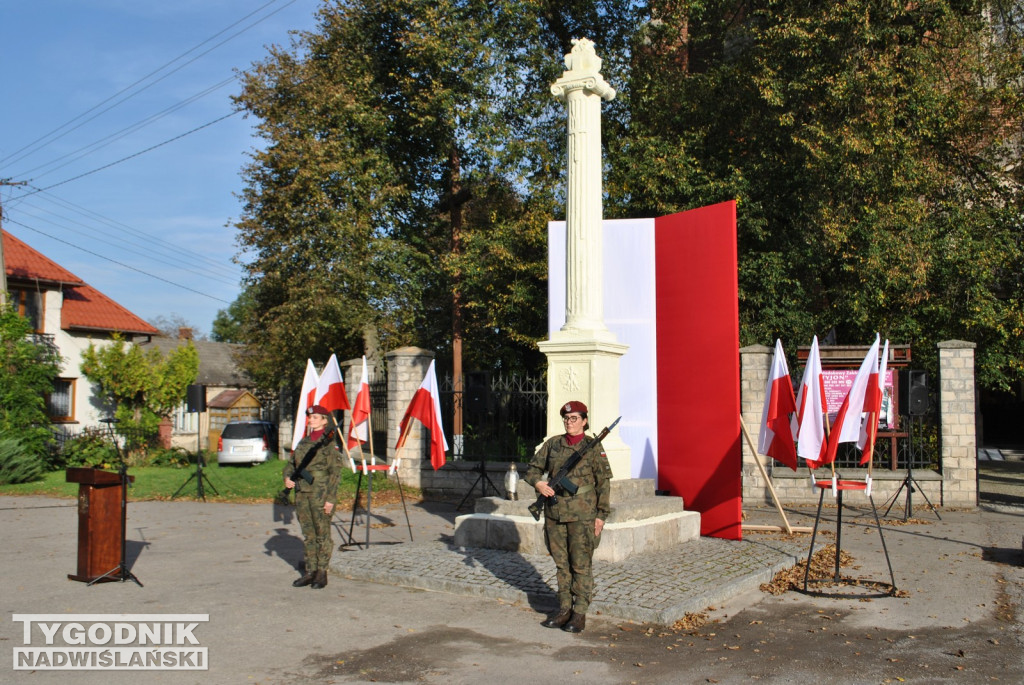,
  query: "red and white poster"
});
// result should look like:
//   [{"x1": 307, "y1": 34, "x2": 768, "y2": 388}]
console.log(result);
[{"x1": 822, "y1": 369, "x2": 895, "y2": 429}]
